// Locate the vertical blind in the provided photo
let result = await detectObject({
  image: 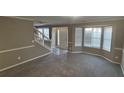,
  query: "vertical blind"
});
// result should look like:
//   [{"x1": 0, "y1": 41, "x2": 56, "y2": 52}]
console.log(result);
[{"x1": 75, "y1": 28, "x2": 83, "y2": 47}]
